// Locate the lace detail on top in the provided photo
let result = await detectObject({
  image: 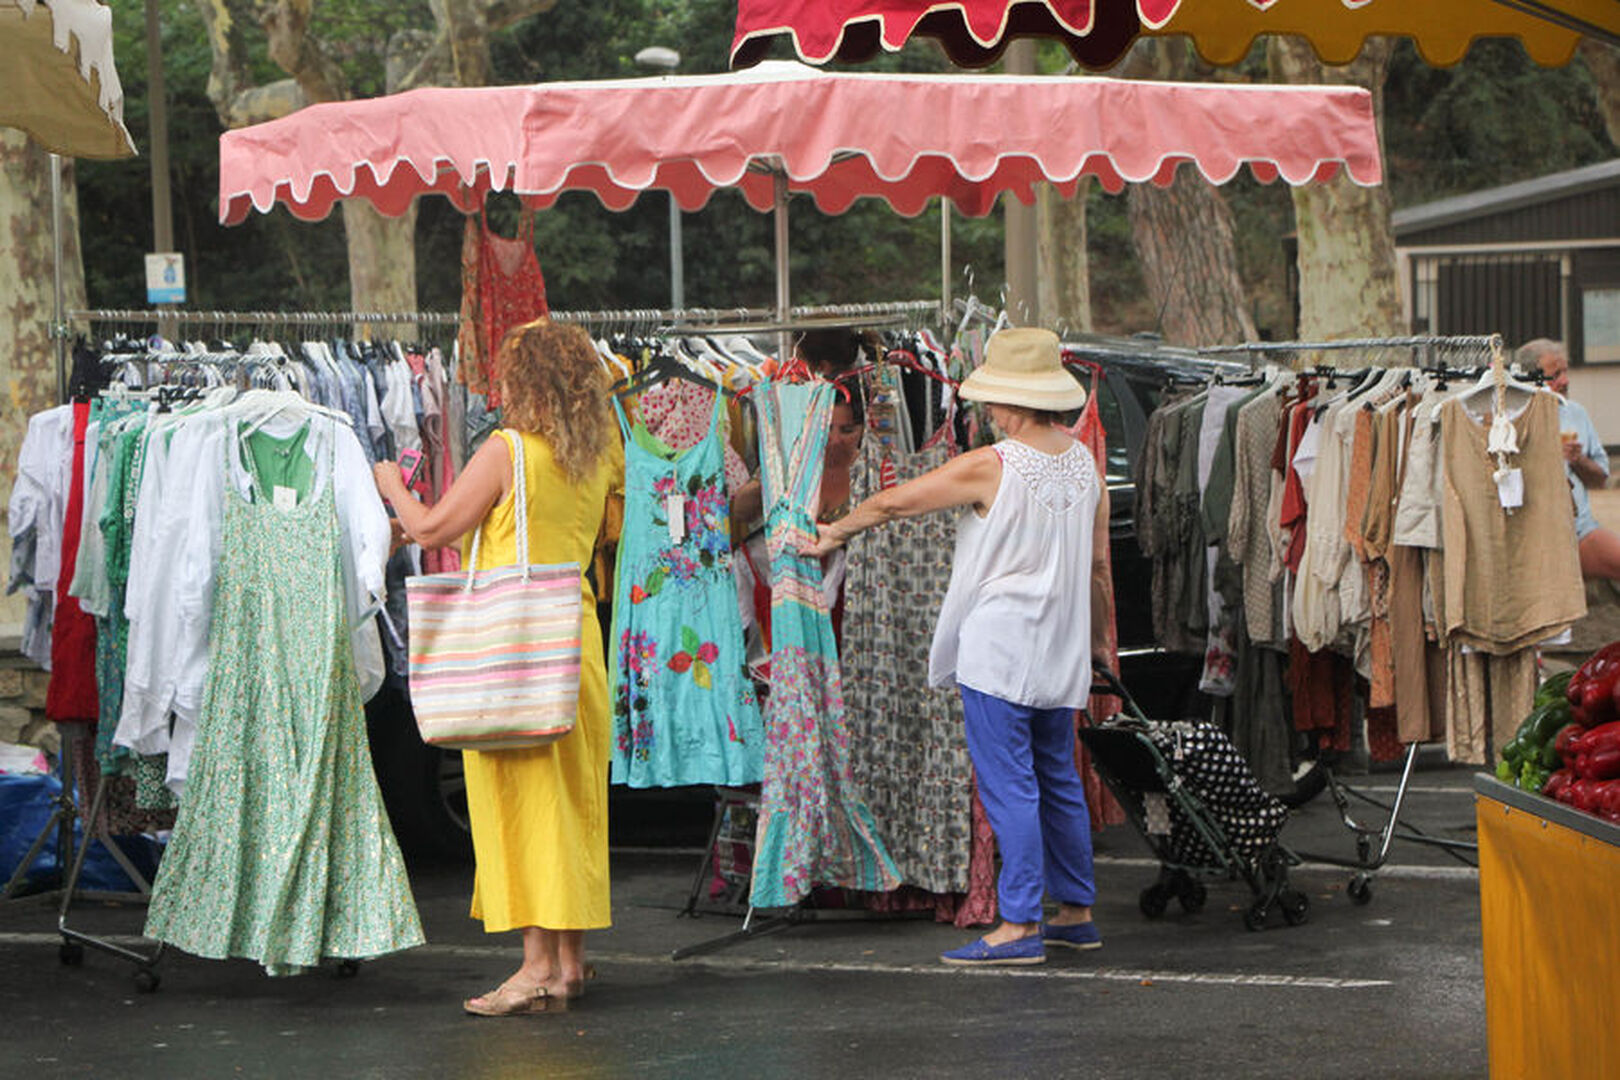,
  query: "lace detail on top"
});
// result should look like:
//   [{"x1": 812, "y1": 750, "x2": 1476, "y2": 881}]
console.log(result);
[{"x1": 996, "y1": 440, "x2": 1097, "y2": 516}]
